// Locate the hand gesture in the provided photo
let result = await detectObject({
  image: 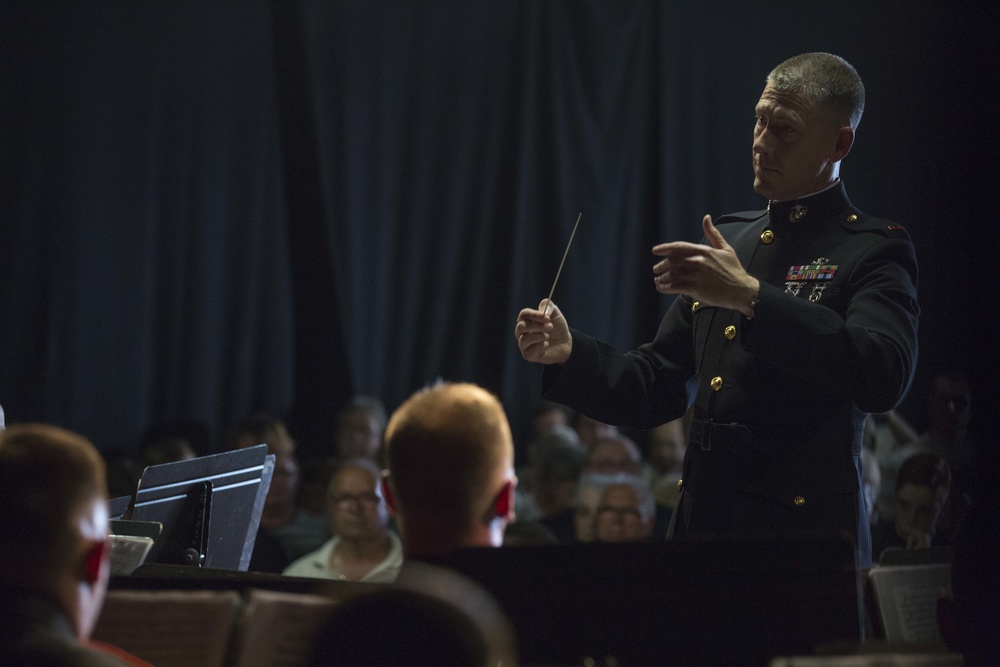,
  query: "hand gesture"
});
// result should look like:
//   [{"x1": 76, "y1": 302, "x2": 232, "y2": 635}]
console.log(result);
[
  {"x1": 514, "y1": 300, "x2": 572, "y2": 364},
  {"x1": 652, "y1": 215, "x2": 759, "y2": 317}
]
